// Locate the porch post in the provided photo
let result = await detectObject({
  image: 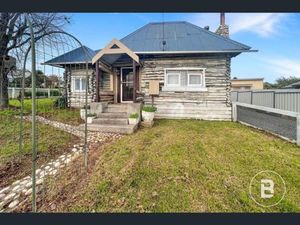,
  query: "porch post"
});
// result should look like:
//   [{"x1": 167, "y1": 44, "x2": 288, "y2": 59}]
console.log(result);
[
  {"x1": 133, "y1": 59, "x2": 136, "y2": 103},
  {"x1": 95, "y1": 61, "x2": 100, "y2": 102}
]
